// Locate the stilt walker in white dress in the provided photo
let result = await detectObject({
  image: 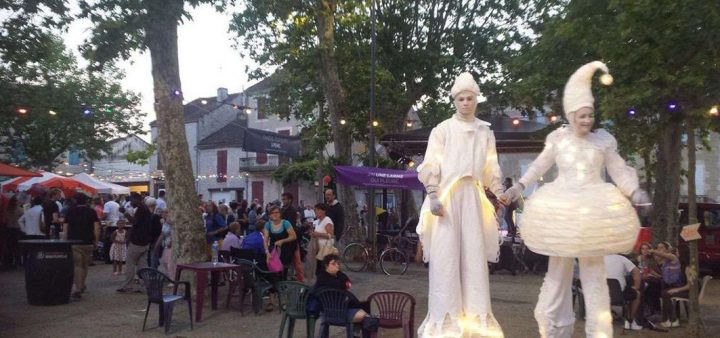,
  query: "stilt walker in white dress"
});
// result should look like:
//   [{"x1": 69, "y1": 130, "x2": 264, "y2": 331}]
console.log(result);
[
  {"x1": 416, "y1": 72, "x2": 505, "y2": 338},
  {"x1": 500, "y1": 61, "x2": 651, "y2": 338}
]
